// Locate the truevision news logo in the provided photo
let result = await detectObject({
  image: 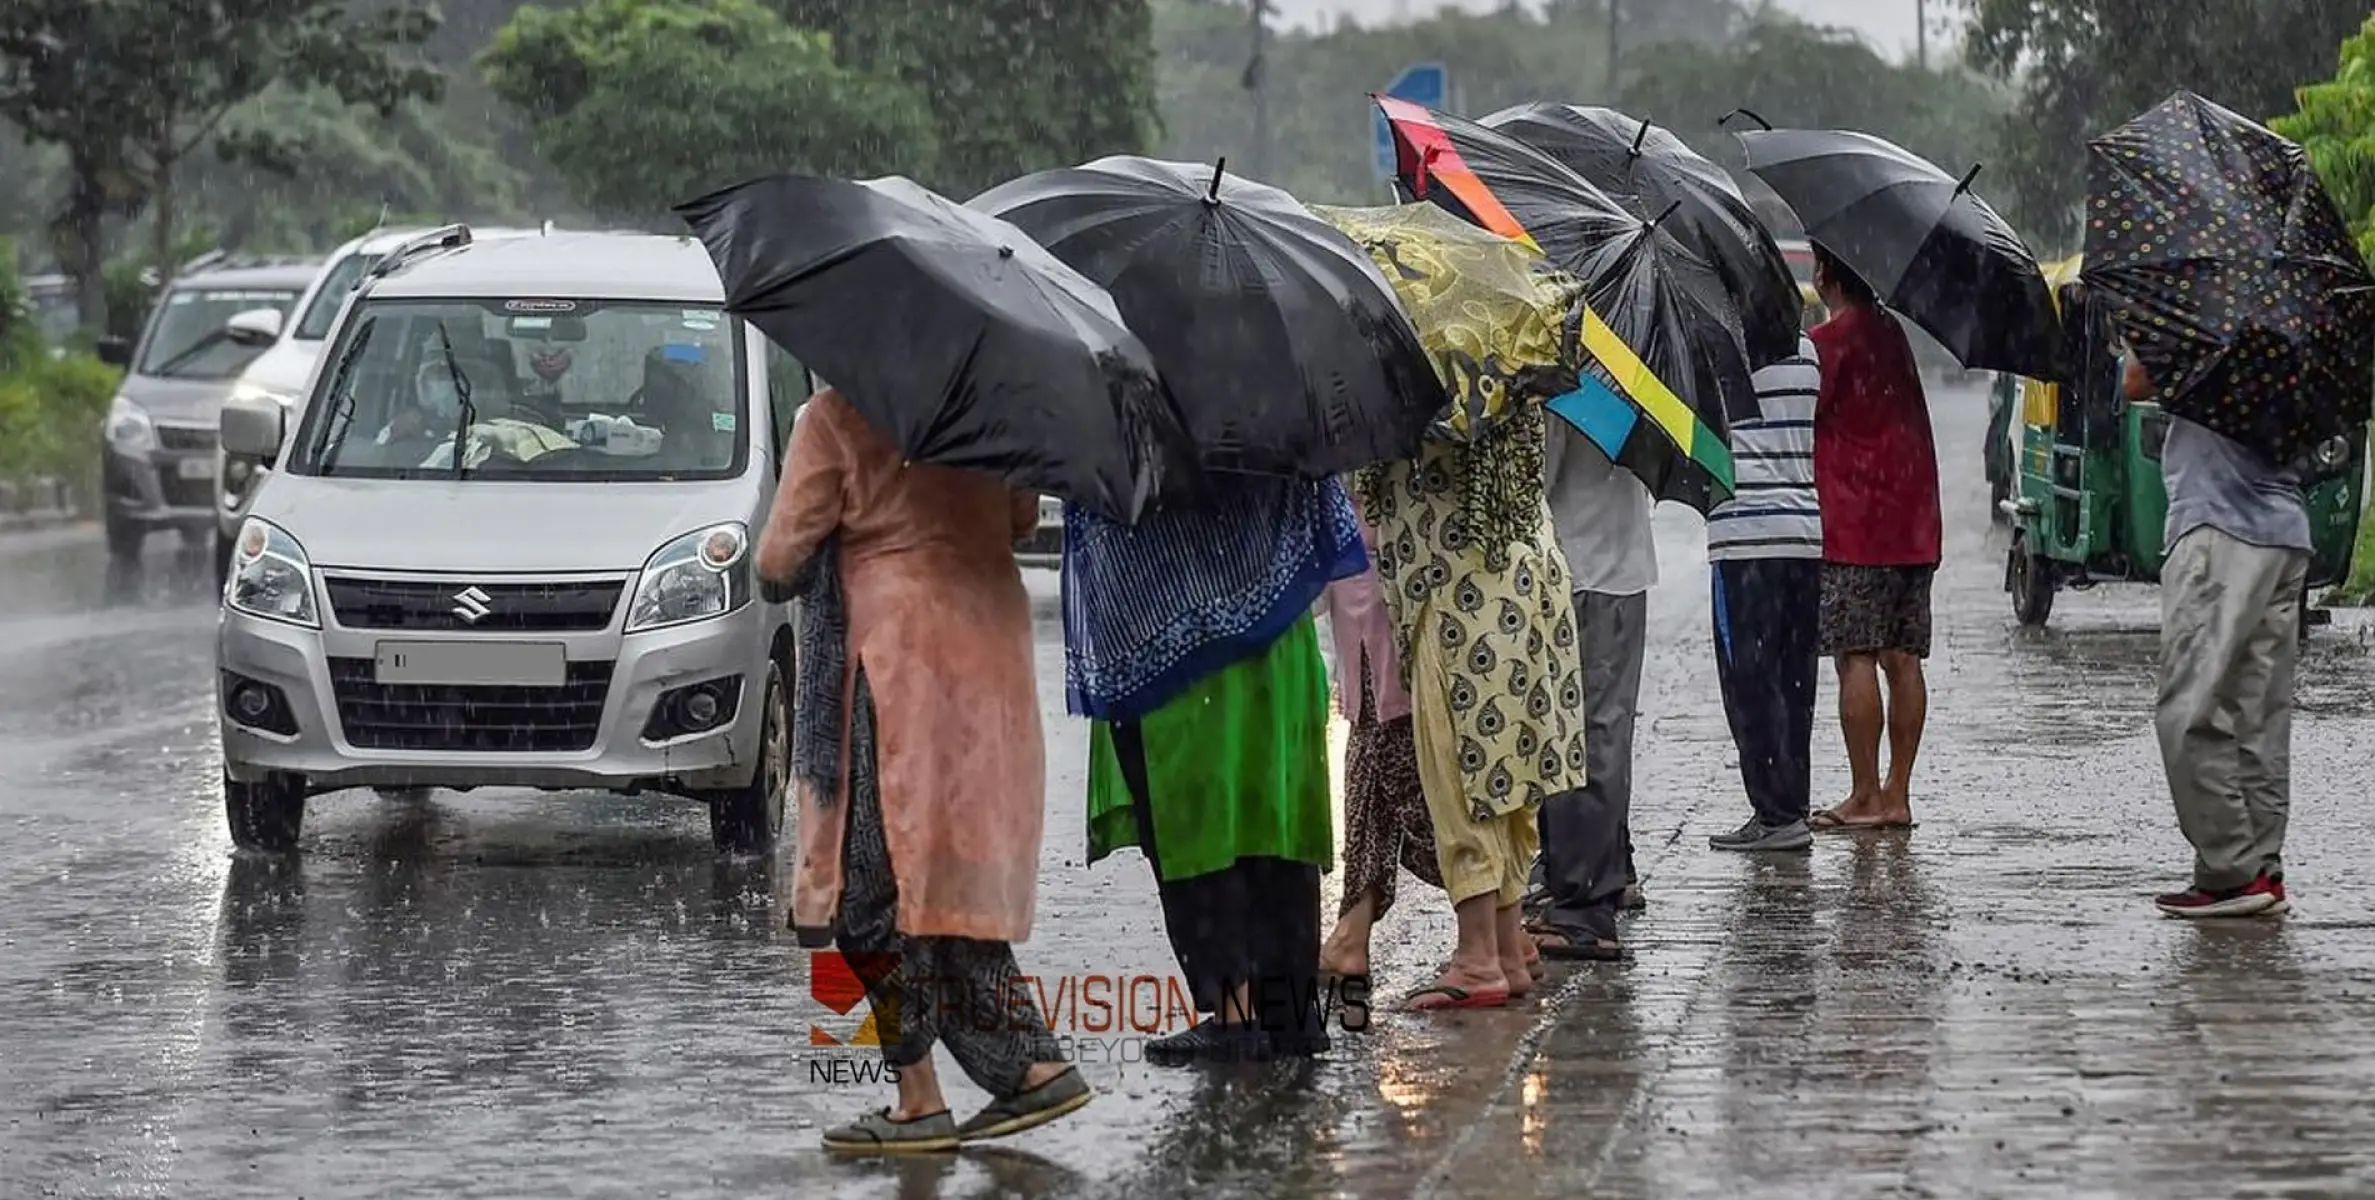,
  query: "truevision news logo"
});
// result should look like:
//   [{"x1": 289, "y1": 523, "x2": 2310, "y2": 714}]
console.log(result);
[{"x1": 804, "y1": 950, "x2": 1372, "y2": 1085}]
